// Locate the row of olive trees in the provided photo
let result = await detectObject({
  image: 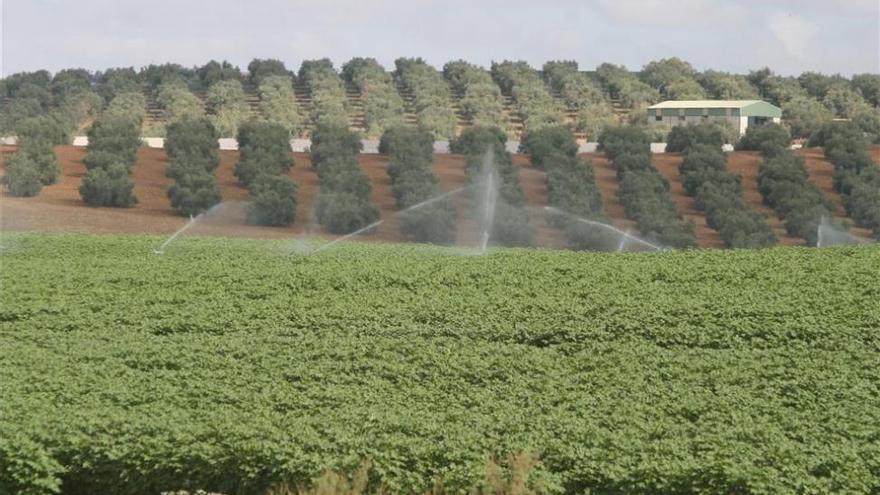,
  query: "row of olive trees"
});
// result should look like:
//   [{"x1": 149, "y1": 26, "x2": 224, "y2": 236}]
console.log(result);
[
  {"x1": 164, "y1": 117, "x2": 222, "y2": 217},
  {"x1": 341, "y1": 58, "x2": 406, "y2": 138},
  {"x1": 311, "y1": 123, "x2": 379, "y2": 233},
  {"x1": 809, "y1": 122, "x2": 880, "y2": 237},
  {"x1": 491, "y1": 60, "x2": 564, "y2": 133},
  {"x1": 598, "y1": 126, "x2": 696, "y2": 247},
  {"x1": 379, "y1": 126, "x2": 455, "y2": 244},
  {"x1": 542, "y1": 61, "x2": 616, "y2": 140},
  {"x1": 668, "y1": 124, "x2": 777, "y2": 248},
  {"x1": 520, "y1": 125, "x2": 612, "y2": 250},
  {"x1": 394, "y1": 58, "x2": 458, "y2": 139},
  {"x1": 78, "y1": 114, "x2": 141, "y2": 207},
  {"x1": 449, "y1": 126, "x2": 532, "y2": 246},
  {"x1": 443, "y1": 61, "x2": 509, "y2": 131},
  {"x1": 735, "y1": 124, "x2": 834, "y2": 245},
  {"x1": 1, "y1": 117, "x2": 65, "y2": 196},
  {"x1": 235, "y1": 122, "x2": 298, "y2": 226}
]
